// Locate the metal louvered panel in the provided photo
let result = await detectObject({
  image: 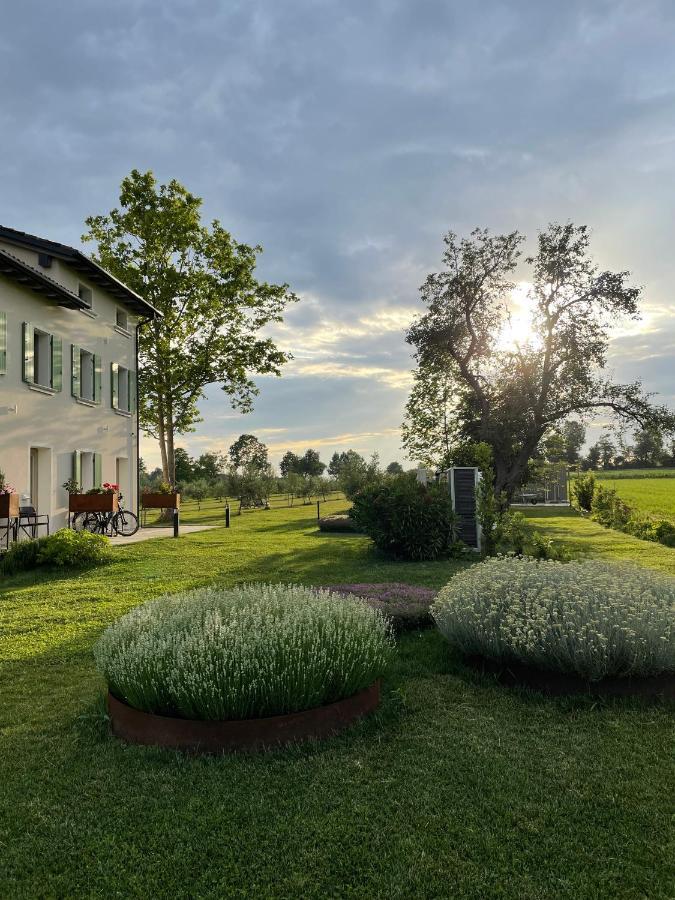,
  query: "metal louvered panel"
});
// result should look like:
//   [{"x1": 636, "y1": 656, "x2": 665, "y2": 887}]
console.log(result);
[{"x1": 452, "y1": 468, "x2": 479, "y2": 549}]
